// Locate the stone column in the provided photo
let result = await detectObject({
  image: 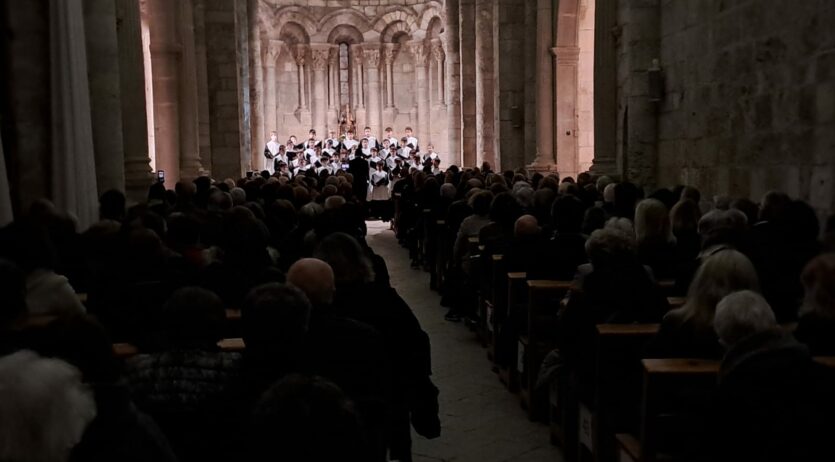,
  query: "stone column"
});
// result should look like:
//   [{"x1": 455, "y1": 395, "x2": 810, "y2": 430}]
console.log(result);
[
  {"x1": 83, "y1": 0, "x2": 125, "y2": 194},
  {"x1": 50, "y1": 0, "x2": 99, "y2": 228},
  {"x1": 474, "y1": 0, "x2": 496, "y2": 168},
  {"x1": 351, "y1": 45, "x2": 365, "y2": 129},
  {"x1": 0, "y1": 130, "x2": 11, "y2": 226},
  {"x1": 553, "y1": 47, "x2": 580, "y2": 178},
  {"x1": 311, "y1": 44, "x2": 330, "y2": 136},
  {"x1": 363, "y1": 46, "x2": 382, "y2": 135},
  {"x1": 147, "y1": 0, "x2": 180, "y2": 187},
  {"x1": 432, "y1": 40, "x2": 445, "y2": 107},
  {"x1": 459, "y1": 0, "x2": 477, "y2": 166},
  {"x1": 624, "y1": 1, "x2": 661, "y2": 187},
  {"x1": 327, "y1": 45, "x2": 338, "y2": 132},
  {"x1": 410, "y1": 42, "x2": 429, "y2": 147},
  {"x1": 295, "y1": 45, "x2": 308, "y2": 110},
  {"x1": 384, "y1": 45, "x2": 396, "y2": 108},
  {"x1": 179, "y1": 0, "x2": 205, "y2": 180},
  {"x1": 115, "y1": 0, "x2": 152, "y2": 200},
  {"x1": 194, "y1": 0, "x2": 212, "y2": 175},
  {"x1": 264, "y1": 40, "x2": 282, "y2": 133},
  {"x1": 445, "y1": 0, "x2": 462, "y2": 165},
  {"x1": 591, "y1": 0, "x2": 618, "y2": 176},
  {"x1": 248, "y1": 0, "x2": 263, "y2": 171},
  {"x1": 531, "y1": 0, "x2": 555, "y2": 170}
]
